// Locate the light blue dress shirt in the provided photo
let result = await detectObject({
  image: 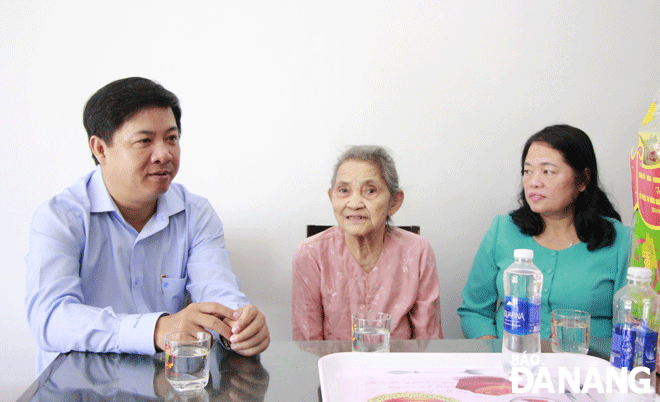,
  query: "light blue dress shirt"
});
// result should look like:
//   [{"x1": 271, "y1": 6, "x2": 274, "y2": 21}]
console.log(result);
[{"x1": 25, "y1": 168, "x2": 249, "y2": 374}]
